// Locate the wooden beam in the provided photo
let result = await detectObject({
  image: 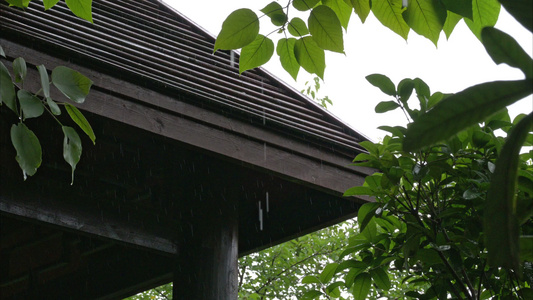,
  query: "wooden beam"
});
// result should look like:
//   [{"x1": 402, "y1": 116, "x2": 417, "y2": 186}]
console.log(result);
[{"x1": 0, "y1": 195, "x2": 177, "y2": 255}]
